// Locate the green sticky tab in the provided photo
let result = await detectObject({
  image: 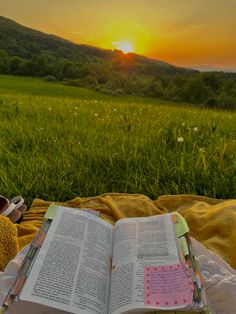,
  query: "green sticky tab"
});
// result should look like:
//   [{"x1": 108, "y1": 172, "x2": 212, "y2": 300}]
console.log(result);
[
  {"x1": 175, "y1": 212, "x2": 189, "y2": 237},
  {"x1": 44, "y1": 203, "x2": 58, "y2": 219},
  {"x1": 178, "y1": 236, "x2": 189, "y2": 256}
]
